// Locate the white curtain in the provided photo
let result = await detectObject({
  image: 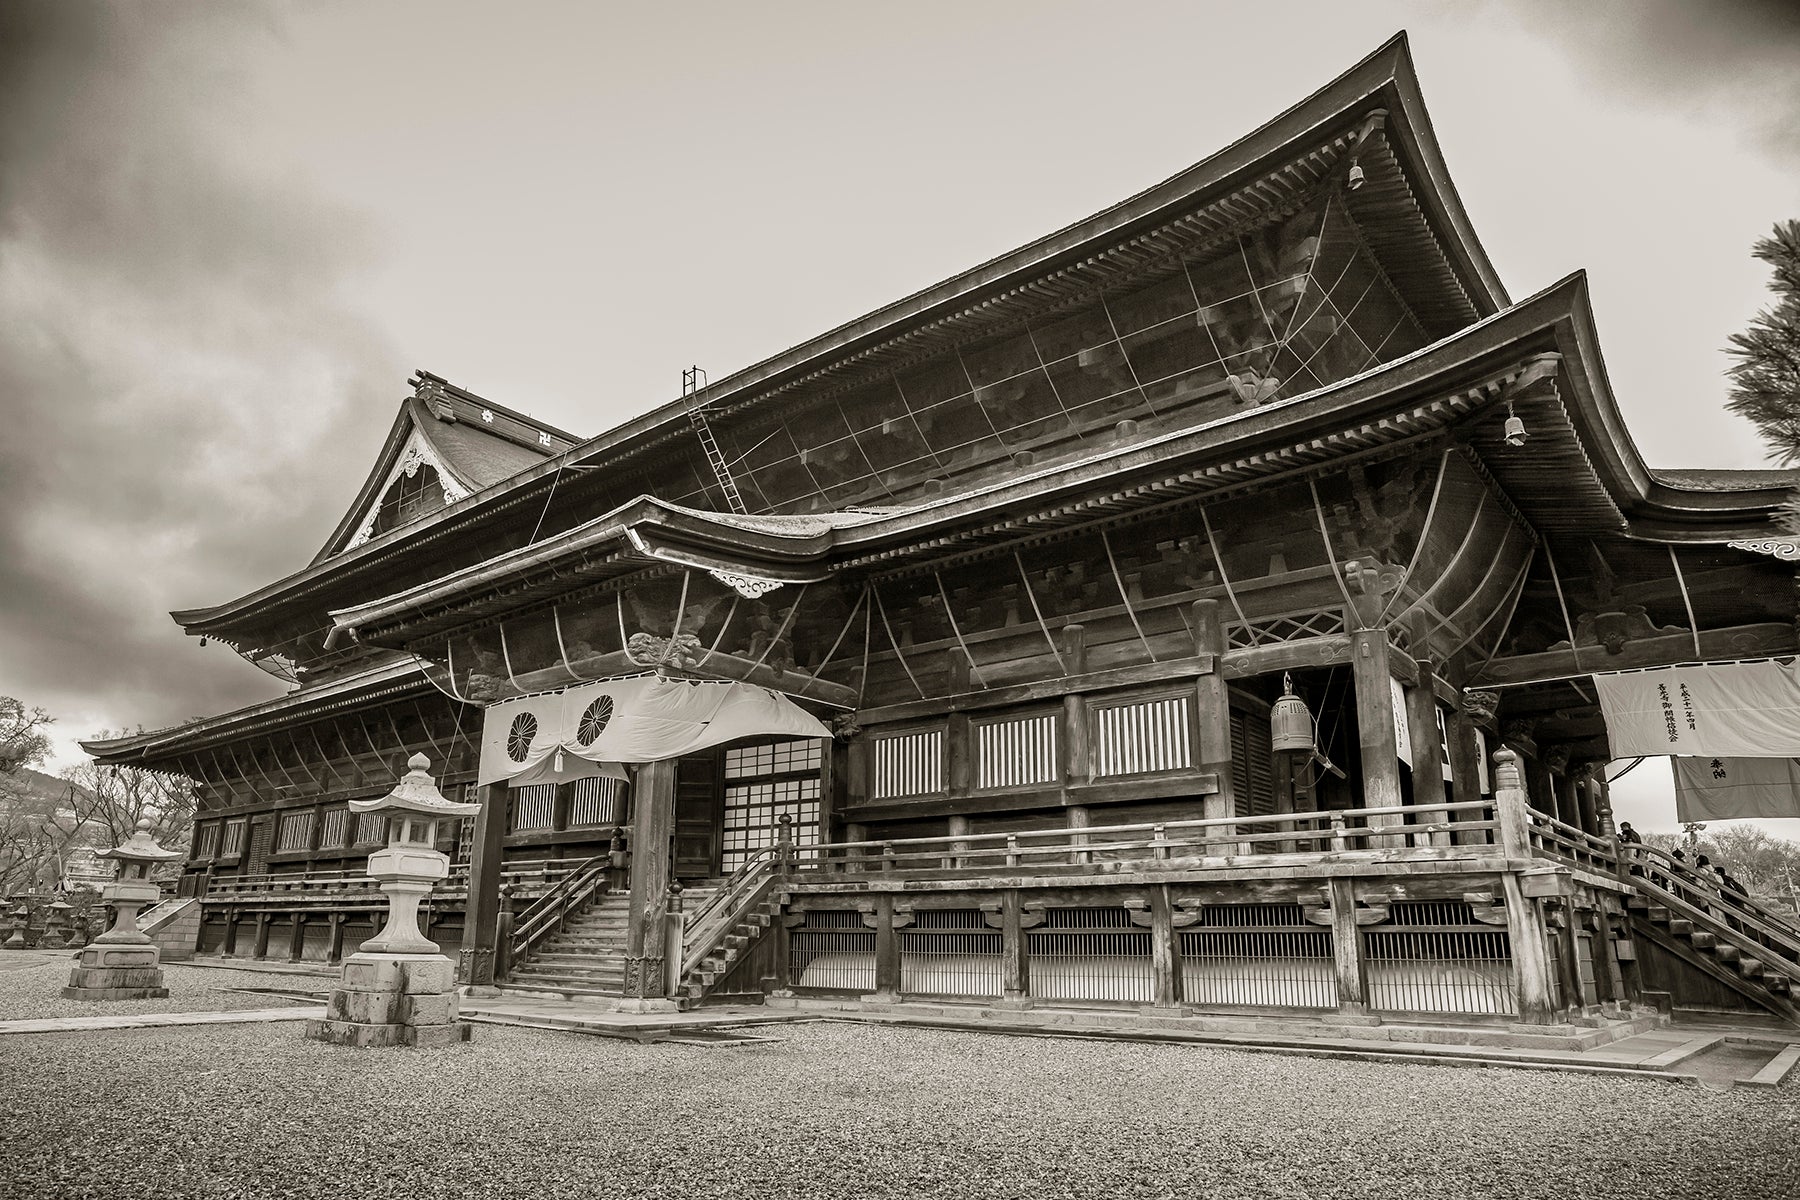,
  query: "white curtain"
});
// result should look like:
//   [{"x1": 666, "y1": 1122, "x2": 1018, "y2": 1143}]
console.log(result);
[
  {"x1": 1593, "y1": 661, "x2": 1800, "y2": 758},
  {"x1": 478, "y1": 675, "x2": 831, "y2": 787}
]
